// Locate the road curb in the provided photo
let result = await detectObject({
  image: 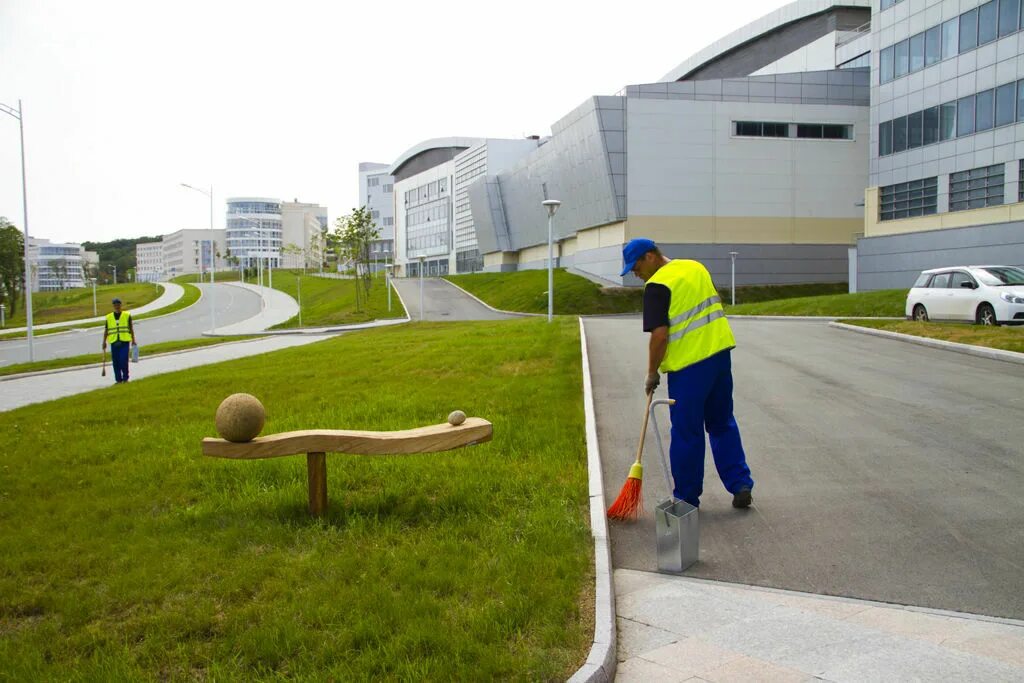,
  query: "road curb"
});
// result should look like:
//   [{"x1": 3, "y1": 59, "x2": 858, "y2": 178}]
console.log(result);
[
  {"x1": 728, "y1": 315, "x2": 903, "y2": 321},
  {"x1": 568, "y1": 318, "x2": 617, "y2": 683},
  {"x1": 829, "y1": 322, "x2": 1024, "y2": 366},
  {"x1": 438, "y1": 278, "x2": 542, "y2": 317}
]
